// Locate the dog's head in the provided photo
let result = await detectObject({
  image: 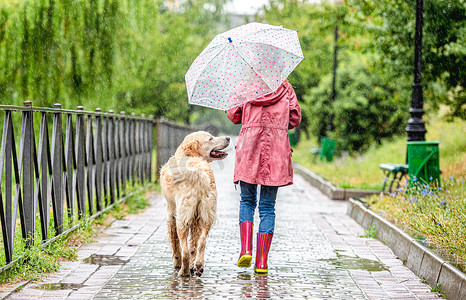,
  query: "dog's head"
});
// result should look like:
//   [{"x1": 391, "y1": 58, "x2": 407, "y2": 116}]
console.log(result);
[{"x1": 181, "y1": 131, "x2": 230, "y2": 162}]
